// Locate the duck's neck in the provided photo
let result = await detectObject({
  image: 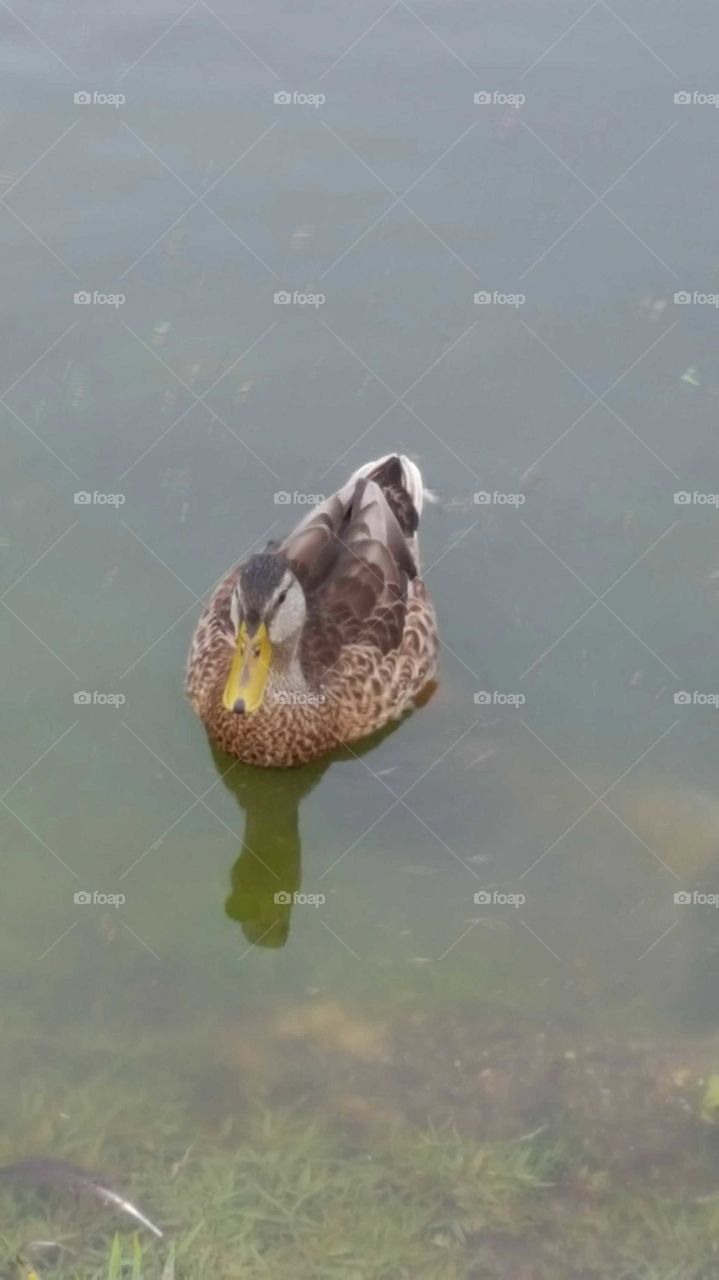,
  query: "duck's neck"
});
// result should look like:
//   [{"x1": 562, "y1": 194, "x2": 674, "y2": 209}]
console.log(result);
[{"x1": 266, "y1": 642, "x2": 310, "y2": 701}]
